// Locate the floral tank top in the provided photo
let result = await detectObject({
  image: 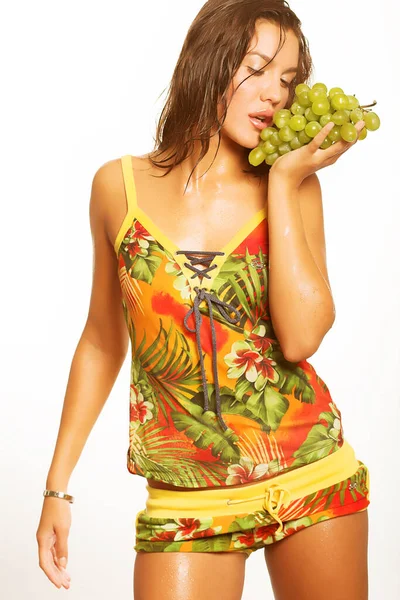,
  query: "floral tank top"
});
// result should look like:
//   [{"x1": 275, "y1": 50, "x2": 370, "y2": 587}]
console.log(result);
[{"x1": 114, "y1": 155, "x2": 345, "y2": 489}]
